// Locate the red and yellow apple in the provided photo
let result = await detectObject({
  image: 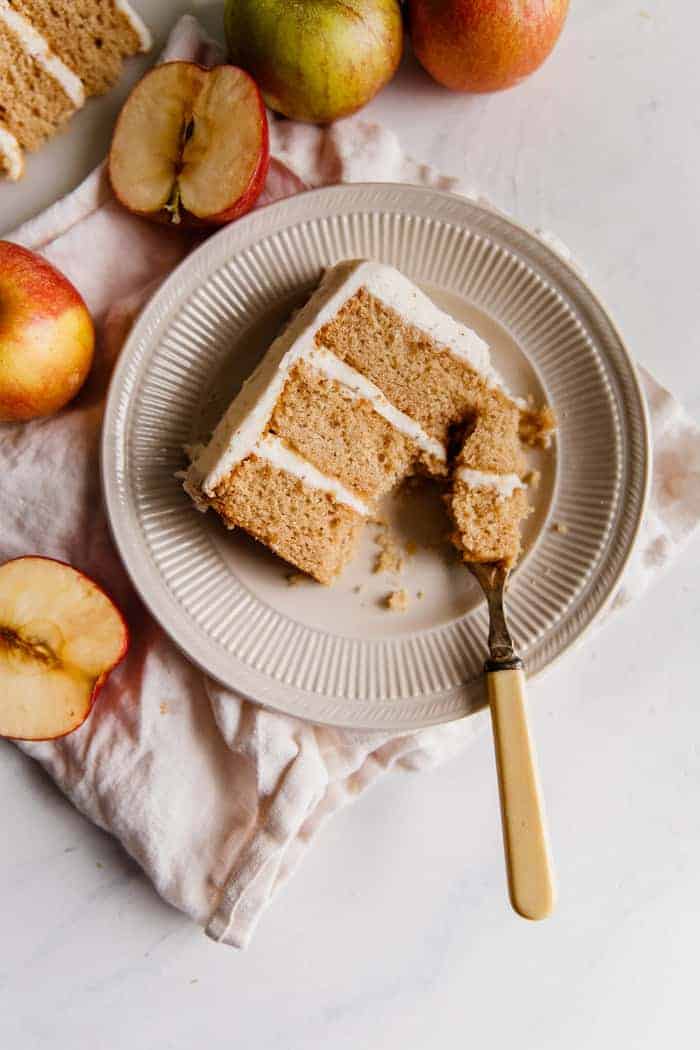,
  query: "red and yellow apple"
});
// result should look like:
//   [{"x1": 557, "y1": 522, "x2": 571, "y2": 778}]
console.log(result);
[
  {"x1": 408, "y1": 0, "x2": 569, "y2": 93},
  {"x1": 0, "y1": 242, "x2": 95, "y2": 422},
  {"x1": 109, "y1": 62, "x2": 270, "y2": 227},
  {"x1": 224, "y1": 0, "x2": 403, "y2": 124},
  {"x1": 0, "y1": 557, "x2": 129, "y2": 741}
]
